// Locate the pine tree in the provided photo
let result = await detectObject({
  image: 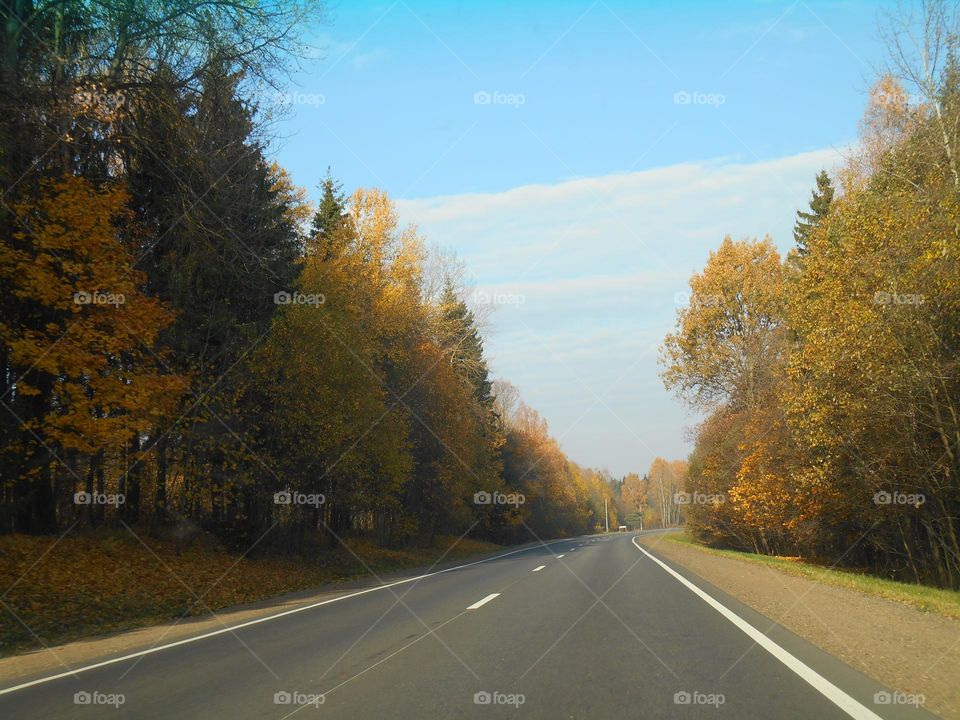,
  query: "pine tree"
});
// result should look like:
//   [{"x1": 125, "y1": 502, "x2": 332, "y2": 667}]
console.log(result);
[
  {"x1": 311, "y1": 170, "x2": 347, "y2": 259},
  {"x1": 440, "y1": 283, "x2": 493, "y2": 405},
  {"x1": 793, "y1": 170, "x2": 834, "y2": 255}
]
